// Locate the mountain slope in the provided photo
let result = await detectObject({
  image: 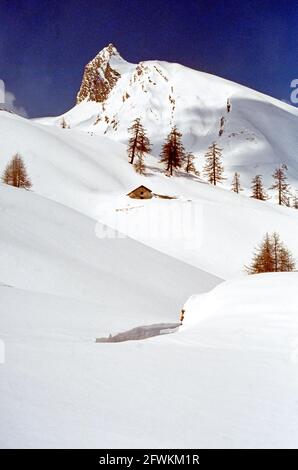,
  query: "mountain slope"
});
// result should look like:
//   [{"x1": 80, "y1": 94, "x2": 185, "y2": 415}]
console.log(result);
[
  {"x1": 0, "y1": 110, "x2": 139, "y2": 216},
  {"x1": 97, "y1": 187, "x2": 298, "y2": 279},
  {"x1": 0, "y1": 183, "x2": 219, "y2": 328},
  {"x1": 1, "y1": 45, "x2": 298, "y2": 450},
  {"x1": 38, "y1": 44, "x2": 298, "y2": 190},
  {"x1": 1, "y1": 110, "x2": 298, "y2": 279}
]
